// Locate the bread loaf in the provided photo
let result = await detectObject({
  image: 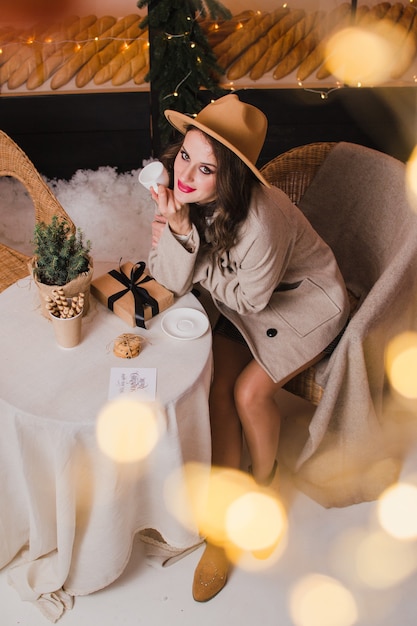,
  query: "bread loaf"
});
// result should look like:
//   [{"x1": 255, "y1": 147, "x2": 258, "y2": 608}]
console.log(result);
[
  {"x1": 391, "y1": 6, "x2": 417, "y2": 78},
  {"x1": 93, "y1": 35, "x2": 146, "y2": 85},
  {"x1": 296, "y1": 3, "x2": 352, "y2": 82},
  {"x1": 217, "y1": 8, "x2": 291, "y2": 72},
  {"x1": 226, "y1": 7, "x2": 290, "y2": 80},
  {"x1": 213, "y1": 12, "x2": 265, "y2": 60},
  {"x1": 317, "y1": 1, "x2": 403, "y2": 79},
  {"x1": 26, "y1": 16, "x2": 113, "y2": 89},
  {"x1": 112, "y1": 44, "x2": 149, "y2": 85},
  {"x1": 7, "y1": 15, "x2": 83, "y2": 89},
  {"x1": 314, "y1": 5, "x2": 370, "y2": 80},
  {"x1": 0, "y1": 23, "x2": 41, "y2": 66},
  {"x1": 0, "y1": 21, "x2": 51, "y2": 85},
  {"x1": 249, "y1": 10, "x2": 306, "y2": 80},
  {"x1": 203, "y1": 11, "x2": 255, "y2": 47},
  {"x1": 0, "y1": 26, "x2": 23, "y2": 50},
  {"x1": 133, "y1": 64, "x2": 149, "y2": 85},
  {"x1": 273, "y1": 11, "x2": 326, "y2": 80},
  {"x1": 356, "y1": 2, "x2": 391, "y2": 26},
  {"x1": 51, "y1": 14, "x2": 138, "y2": 90},
  {"x1": 257, "y1": 11, "x2": 317, "y2": 80},
  {"x1": 76, "y1": 17, "x2": 144, "y2": 87},
  {"x1": 383, "y1": 2, "x2": 405, "y2": 23}
]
